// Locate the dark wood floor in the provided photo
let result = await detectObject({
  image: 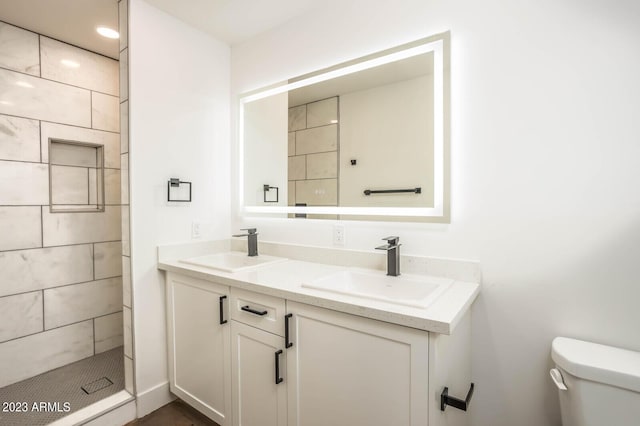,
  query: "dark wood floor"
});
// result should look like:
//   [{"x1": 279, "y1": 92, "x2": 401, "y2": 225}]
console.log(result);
[{"x1": 126, "y1": 400, "x2": 219, "y2": 426}]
